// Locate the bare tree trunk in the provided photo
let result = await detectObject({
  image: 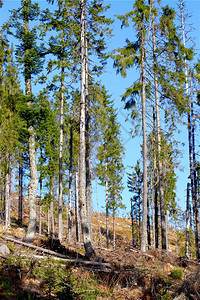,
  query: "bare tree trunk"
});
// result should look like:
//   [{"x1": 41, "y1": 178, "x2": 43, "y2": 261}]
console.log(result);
[
  {"x1": 68, "y1": 120, "x2": 73, "y2": 242},
  {"x1": 96, "y1": 180, "x2": 102, "y2": 248},
  {"x1": 190, "y1": 73, "x2": 200, "y2": 259},
  {"x1": 105, "y1": 162, "x2": 109, "y2": 249},
  {"x1": 140, "y1": 24, "x2": 148, "y2": 252},
  {"x1": 75, "y1": 171, "x2": 80, "y2": 242},
  {"x1": 79, "y1": 0, "x2": 94, "y2": 258},
  {"x1": 155, "y1": 186, "x2": 159, "y2": 249},
  {"x1": 85, "y1": 14, "x2": 93, "y2": 243},
  {"x1": 113, "y1": 209, "x2": 116, "y2": 249},
  {"x1": 58, "y1": 66, "x2": 64, "y2": 242},
  {"x1": 47, "y1": 209, "x2": 50, "y2": 236},
  {"x1": 26, "y1": 124, "x2": 38, "y2": 243},
  {"x1": 85, "y1": 81, "x2": 93, "y2": 243},
  {"x1": 39, "y1": 177, "x2": 42, "y2": 235},
  {"x1": 180, "y1": 0, "x2": 199, "y2": 258},
  {"x1": 147, "y1": 197, "x2": 151, "y2": 246},
  {"x1": 131, "y1": 198, "x2": 136, "y2": 247},
  {"x1": 152, "y1": 4, "x2": 167, "y2": 250},
  {"x1": 185, "y1": 182, "x2": 190, "y2": 258},
  {"x1": 18, "y1": 162, "x2": 23, "y2": 223},
  {"x1": 50, "y1": 181, "x2": 54, "y2": 237},
  {"x1": 5, "y1": 155, "x2": 10, "y2": 229}
]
